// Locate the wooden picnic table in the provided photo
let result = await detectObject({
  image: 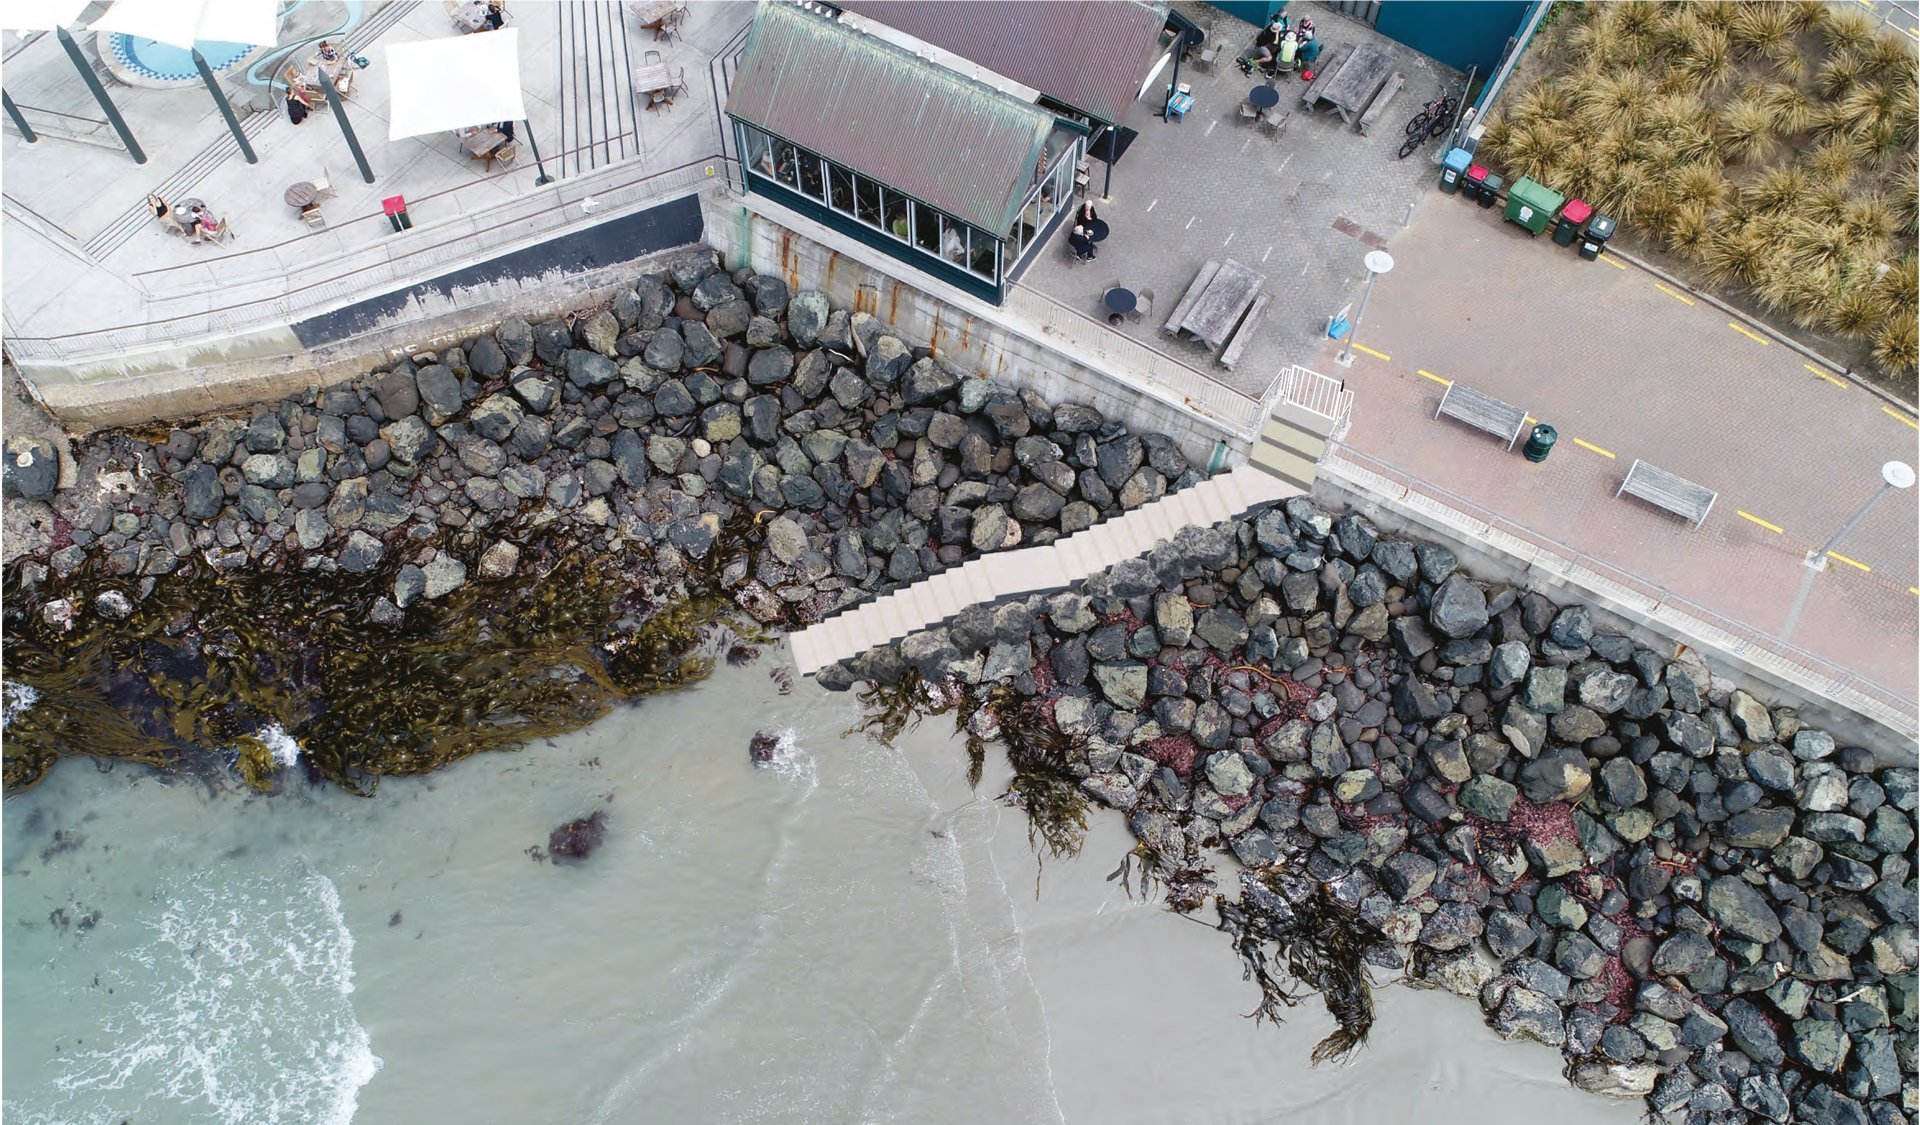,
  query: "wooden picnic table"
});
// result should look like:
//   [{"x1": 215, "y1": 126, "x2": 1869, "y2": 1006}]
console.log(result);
[
  {"x1": 461, "y1": 128, "x2": 508, "y2": 157},
  {"x1": 1312, "y1": 42, "x2": 1394, "y2": 124},
  {"x1": 1175, "y1": 259, "x2": 1267, "y2": 348},
  {"x1": 626, "y1": 0, "x2": 677, "y2": 24},
  {"x1": 632, "y1": 62, "x2": 685, "y2": 97}
]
